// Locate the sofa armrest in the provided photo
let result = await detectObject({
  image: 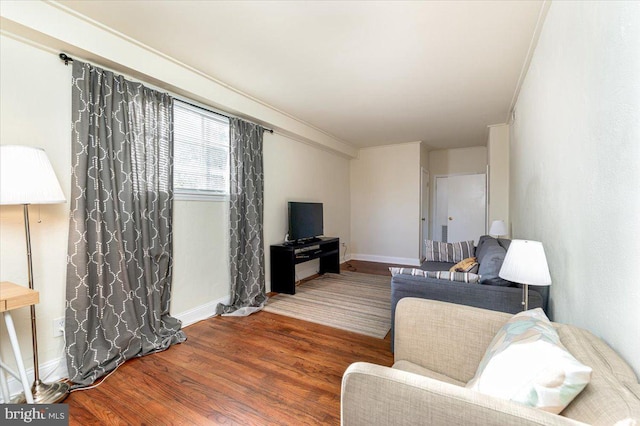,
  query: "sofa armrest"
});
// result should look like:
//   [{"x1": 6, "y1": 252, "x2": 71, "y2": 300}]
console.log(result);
[
  {"x1": 395, "y1": 298, "x2": 511, "y2": 382},
  {"x1": 391, "y1": 274, "x2": 544, "y2": 315},
  {"x1": 341, "y1": 362, "x2": 587, "y2": 426}
]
